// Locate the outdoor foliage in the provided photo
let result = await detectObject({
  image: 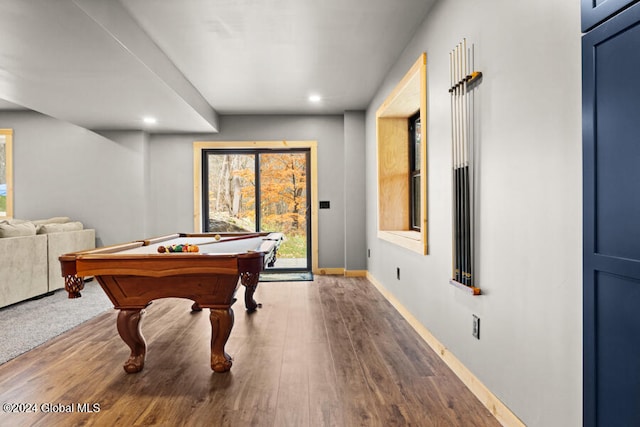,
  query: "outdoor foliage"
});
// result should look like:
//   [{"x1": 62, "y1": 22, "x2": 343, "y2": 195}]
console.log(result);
[{"x1": 207, "y1": 152, "x2": 307, "y2": 258}]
